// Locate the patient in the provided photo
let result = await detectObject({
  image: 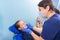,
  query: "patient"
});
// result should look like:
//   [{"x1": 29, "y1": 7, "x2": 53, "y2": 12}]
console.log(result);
[
  {"x1": 14, "y1": 20, "x2": 40, "y2": 40},
  {"x1": 15, "y1": 20, "x2": 28, "y2": 31}
]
